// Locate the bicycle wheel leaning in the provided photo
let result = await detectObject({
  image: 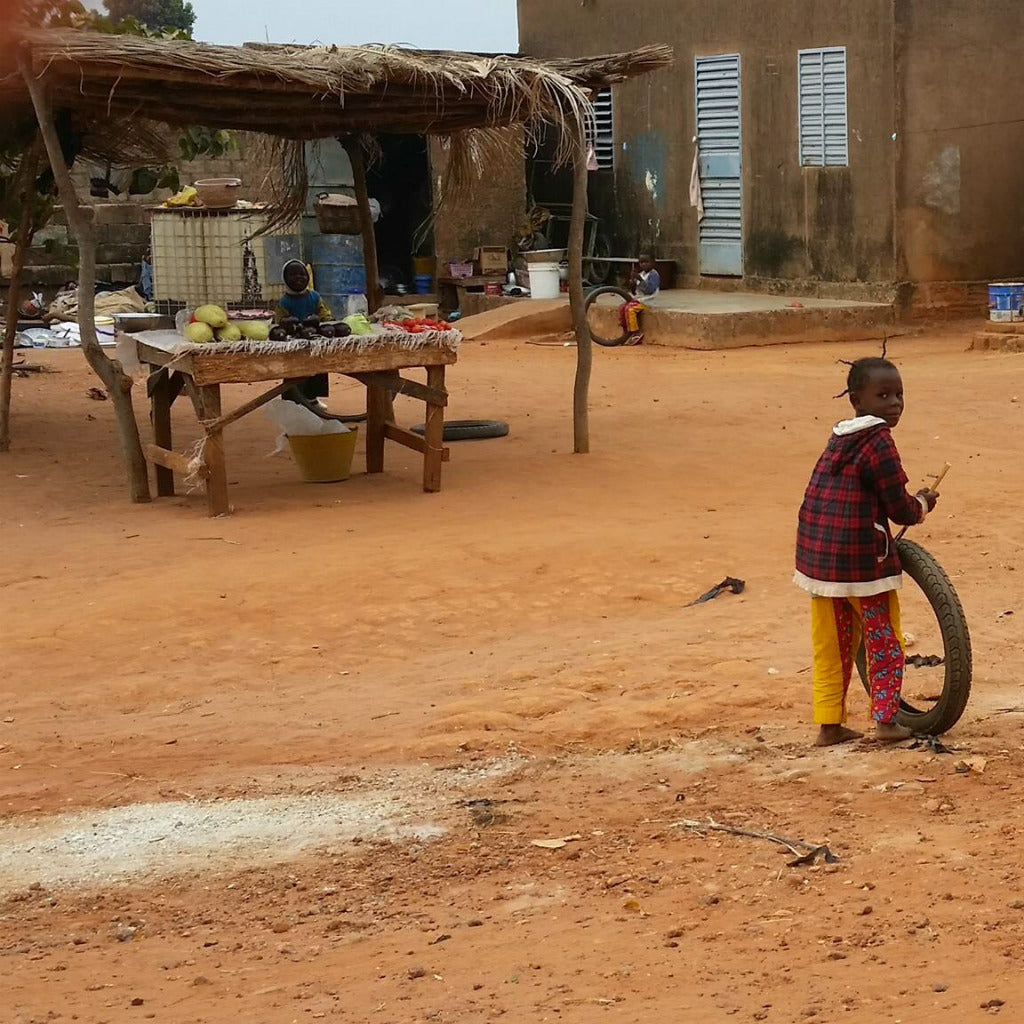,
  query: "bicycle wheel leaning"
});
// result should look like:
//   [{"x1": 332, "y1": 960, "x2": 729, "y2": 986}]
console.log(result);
[
  {"x1": 584, "y1": 285, "x2": 633, "y2": 347},
  {"x1": 857, "y1": 538, "x2": 972, "y2": 736}
]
